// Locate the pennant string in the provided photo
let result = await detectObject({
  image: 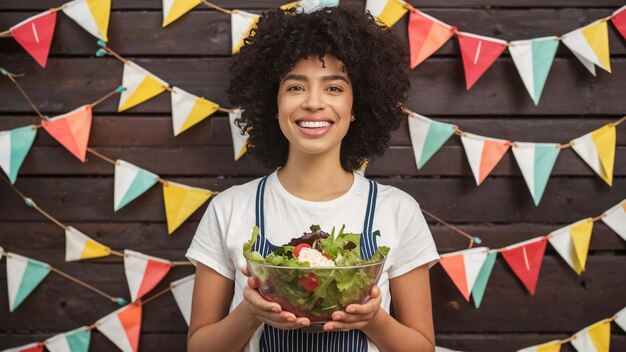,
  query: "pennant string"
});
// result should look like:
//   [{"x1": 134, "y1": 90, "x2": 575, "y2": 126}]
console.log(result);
[
  {"x1": 614, "y1": 115, "x2": 626, "y2": 126},
  {"x1": 48, "y1": 265, "x2": 122, "y2": 303},
  {"x1": 140, "y1": 285, "x2": 174, "y2": 305},
  {"x1": 171, "y1": 261, "x2": 194, "y2": 266},
  {"x1": 421, "y1": 208, "x2": 476, "y2": 248},
  {"x1": 91, "y1": 87, "x2": 122, "y2": 108},
  {"x1": 4, "y1": 73, "x2": 46, "y2": 120},
  {"x1": 86, "y1": 147, "x2": 117, "y2": 166},
  {"x1": 201, "y1": 0, "x2": 233, "y2": 15}
]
